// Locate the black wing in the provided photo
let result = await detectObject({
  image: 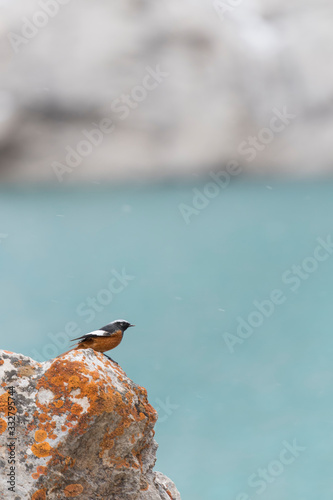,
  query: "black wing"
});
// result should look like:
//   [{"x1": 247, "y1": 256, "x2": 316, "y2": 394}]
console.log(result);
[{"x1": 71, "y1": 330, "x2": 106, "y2": 342}]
